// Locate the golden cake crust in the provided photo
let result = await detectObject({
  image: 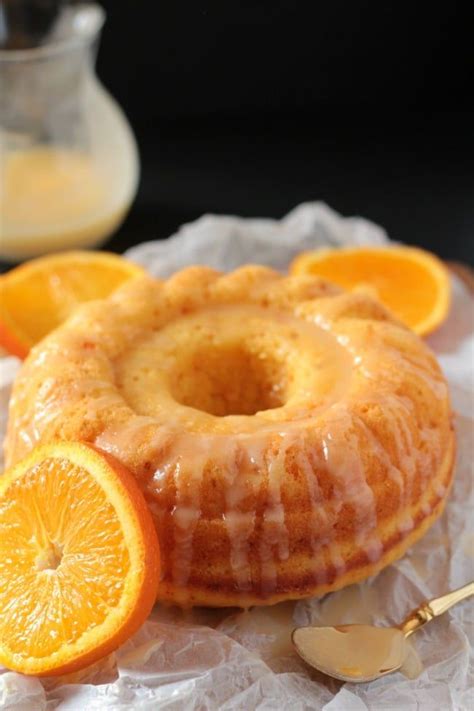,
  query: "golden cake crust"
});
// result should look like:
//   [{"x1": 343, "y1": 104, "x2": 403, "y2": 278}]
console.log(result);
[{"x1": 4, "y1": 266, "x2": 455, "y2": 606}]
